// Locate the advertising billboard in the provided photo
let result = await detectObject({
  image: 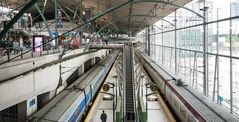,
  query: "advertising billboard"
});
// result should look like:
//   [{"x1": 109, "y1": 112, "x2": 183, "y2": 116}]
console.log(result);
[{"x1": 33, "y1": 35, "x2": 44, "y2": 52}]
